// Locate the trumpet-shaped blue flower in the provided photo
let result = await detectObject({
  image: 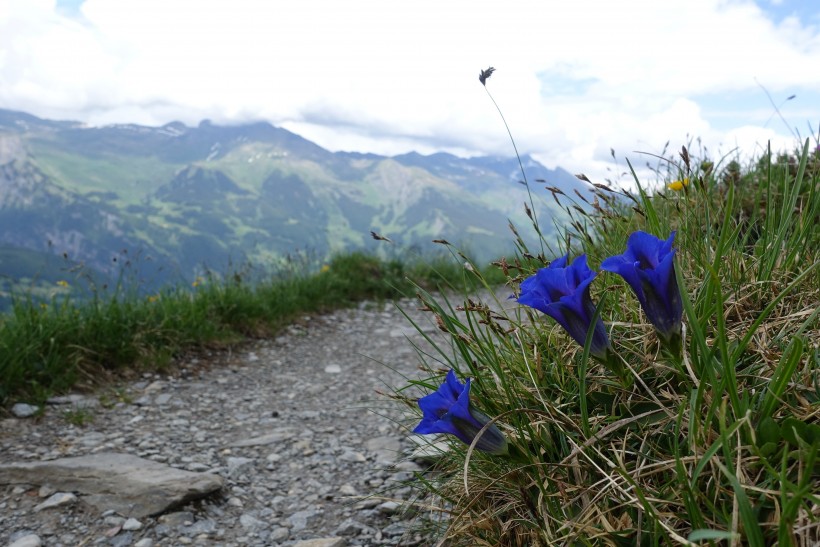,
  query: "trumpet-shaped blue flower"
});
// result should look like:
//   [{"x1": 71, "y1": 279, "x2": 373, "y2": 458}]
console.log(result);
[
  {"x1": 517, "y1": 254, "x2": 611, "y2": 360},
  {"x1": 600, "y1": 231, "x2": 682, "y2": 343},
  {"x1": 413, "y1": 370, "x2": 508, "y2": 455}
]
